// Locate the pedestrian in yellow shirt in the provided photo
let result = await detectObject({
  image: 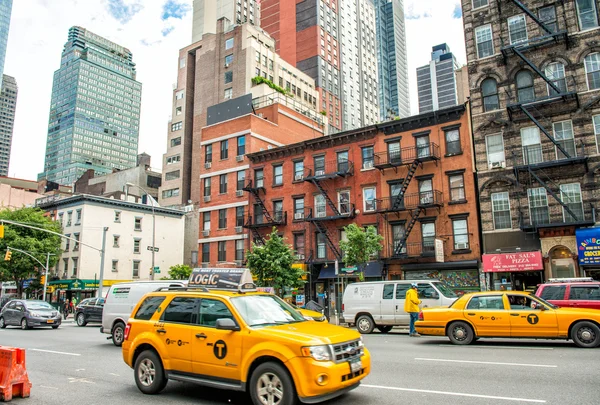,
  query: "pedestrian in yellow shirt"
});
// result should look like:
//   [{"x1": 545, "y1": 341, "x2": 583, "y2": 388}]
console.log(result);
[{"x1": 405, "y1": 283, "x2": 422, "y2": 337}]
